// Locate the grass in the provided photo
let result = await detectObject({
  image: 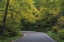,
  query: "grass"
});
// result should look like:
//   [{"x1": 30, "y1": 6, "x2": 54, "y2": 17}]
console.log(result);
[
  {"x1": 0, "y1": 34, "x2": 23, "y2": 42},
  {"x1": 46, "y1": 31, "x2": 64, "y2": 42}
]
